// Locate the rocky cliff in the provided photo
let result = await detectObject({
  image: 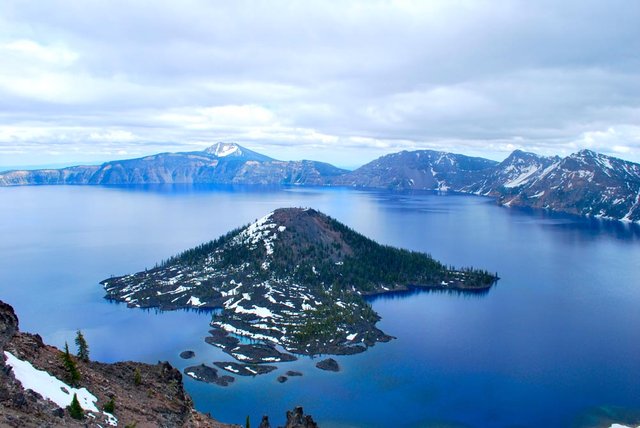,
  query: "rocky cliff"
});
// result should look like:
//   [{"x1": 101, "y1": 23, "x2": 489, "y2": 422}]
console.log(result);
[{"x1": 0, "y1": 300, "x2": 239, "y2": 428}]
